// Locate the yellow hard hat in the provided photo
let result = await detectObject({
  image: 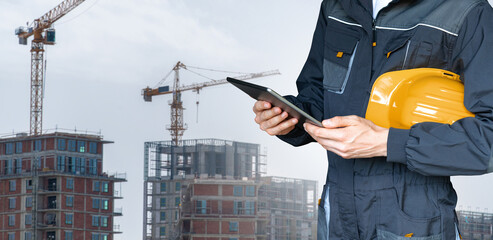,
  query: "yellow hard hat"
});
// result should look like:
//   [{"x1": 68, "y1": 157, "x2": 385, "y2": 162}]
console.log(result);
[{"x1": 366, "y1": 68, "x2": 474, "y2": 129}]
